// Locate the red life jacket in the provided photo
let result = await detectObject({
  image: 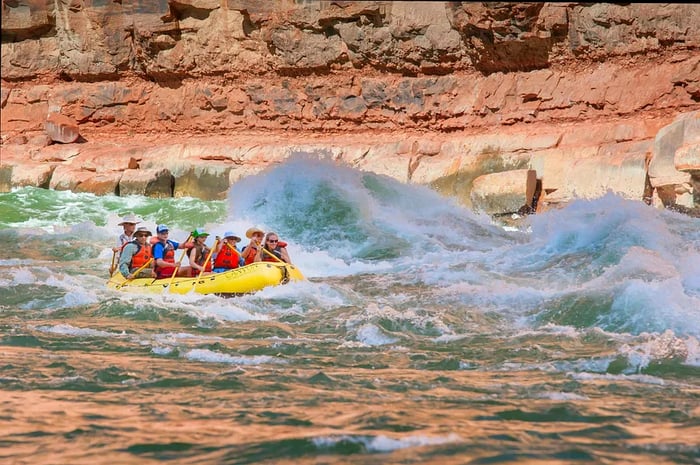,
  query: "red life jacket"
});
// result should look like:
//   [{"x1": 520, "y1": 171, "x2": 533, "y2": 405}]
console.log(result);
[
  {"x1": 155, "y1": 240, "x2": 177, "y2": 278},
  {"x1": 213, "y1": 243, "x2": 241, "y2": 269},
  {"x1": 130, "y1": 243, "x2": 152, "y2": 270}
]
